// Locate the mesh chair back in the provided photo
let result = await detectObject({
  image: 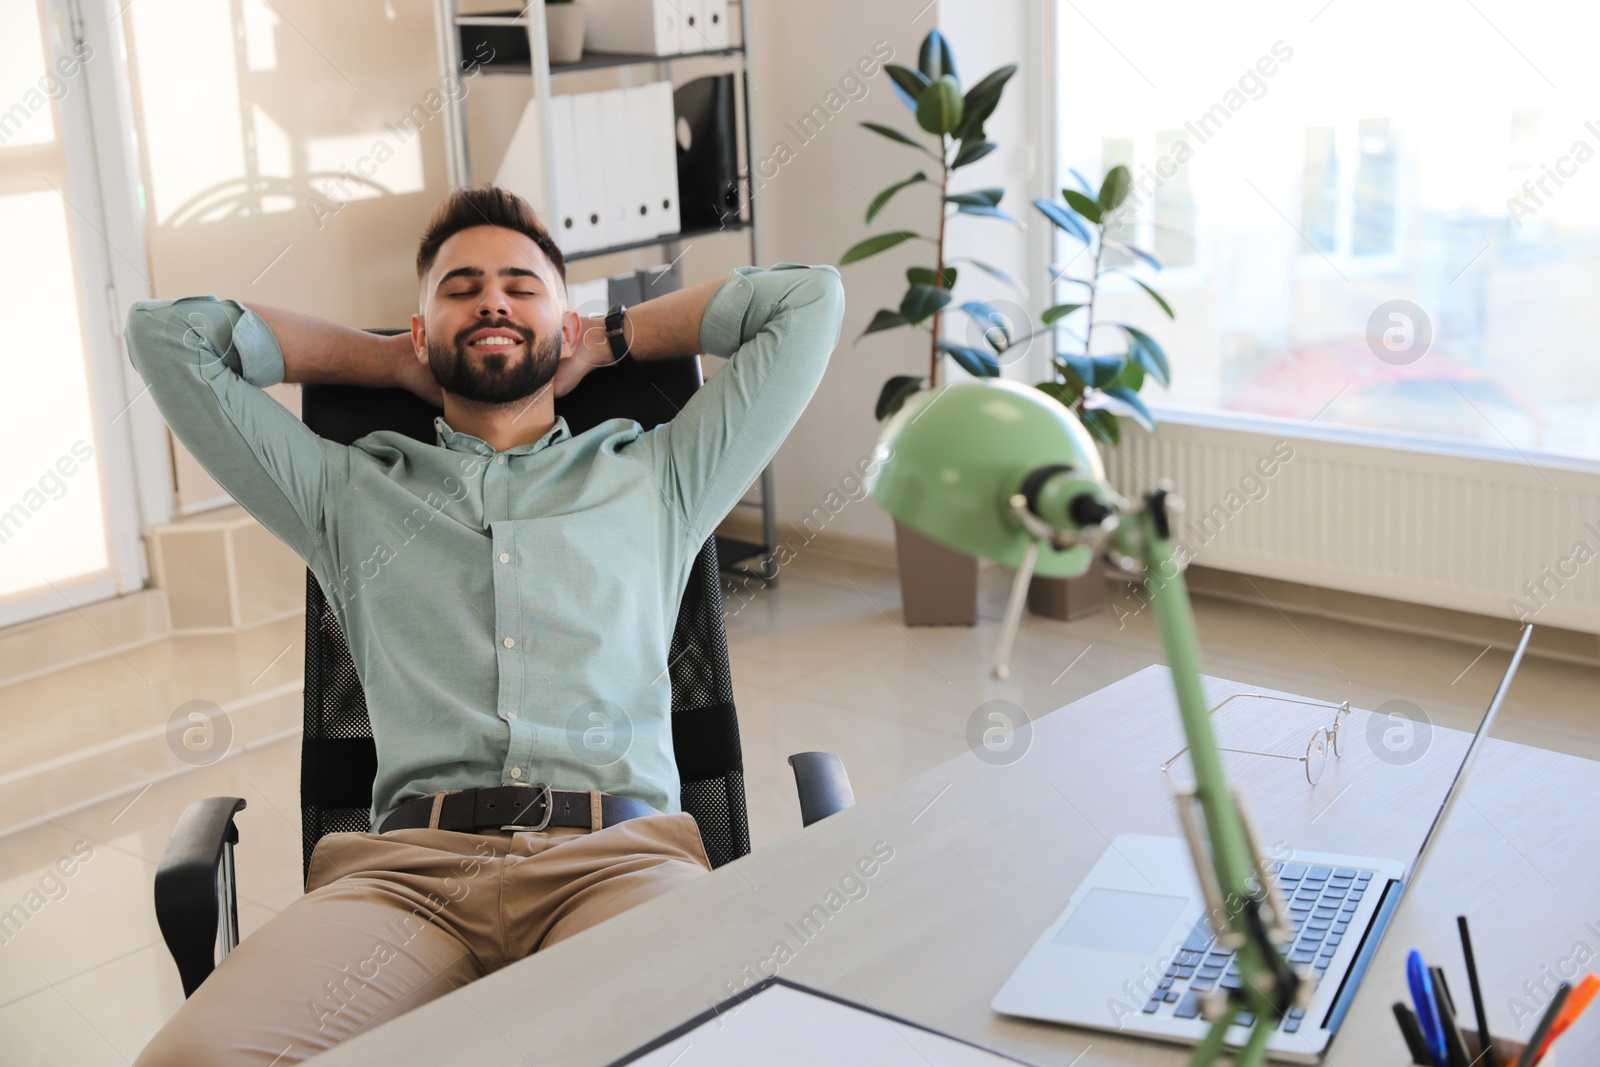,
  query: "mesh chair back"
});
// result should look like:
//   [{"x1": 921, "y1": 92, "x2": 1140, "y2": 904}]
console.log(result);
[{"x1": 297, "y1": 356, "x2": 750, "y2": 882}]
